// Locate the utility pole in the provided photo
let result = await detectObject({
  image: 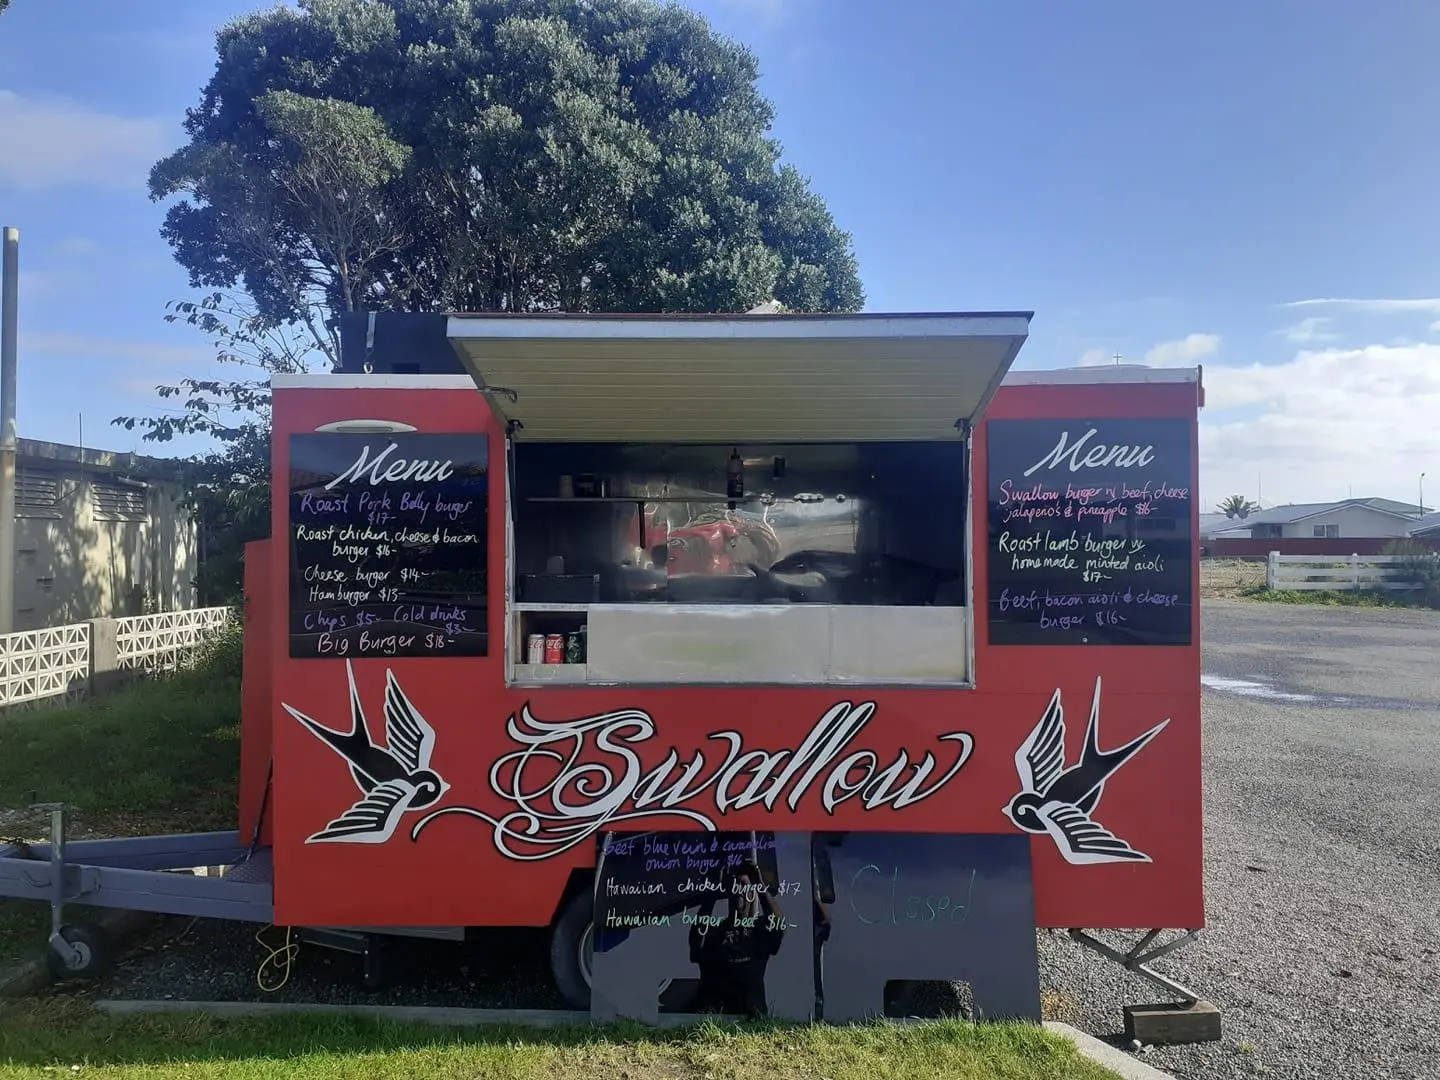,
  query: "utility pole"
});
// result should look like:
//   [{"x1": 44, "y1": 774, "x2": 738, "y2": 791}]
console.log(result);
[{"x1": 0, "y1": 227, "x2": 18, "y2": 634}]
